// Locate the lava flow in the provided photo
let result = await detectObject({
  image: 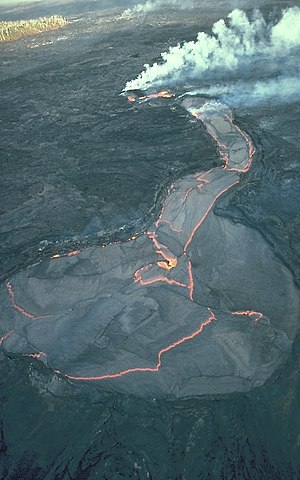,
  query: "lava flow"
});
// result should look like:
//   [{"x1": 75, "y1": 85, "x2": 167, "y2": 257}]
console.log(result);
[
  {"x1": 54, "y1": 308, "x2": 216, "y2": 381},
  {"x1": 7, "y1": 281, "x2": 37, "y2": 320},
  {"x1": 0, "y1": 331, "x2": 13, "y2": 346},
  {"x1": 232, "y1": 310, "x2": 263, "y2": 322},
  {"x1": 51, "y1": 249, "x2": 81, "y2": 259},
  {"x1": 133, "y1": 97, "x2": 255, "y2": 300},
  {"x1": 127, "y1": 90, "x2": 175, "y2": 102},
  {"x1": 1, "y1": 95, "x2": 265, "y2": 386}
]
